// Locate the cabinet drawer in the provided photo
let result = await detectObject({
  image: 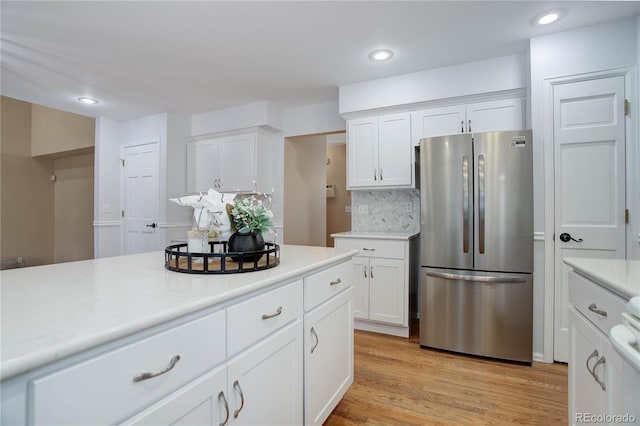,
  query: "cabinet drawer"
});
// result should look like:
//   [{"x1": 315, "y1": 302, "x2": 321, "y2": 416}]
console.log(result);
[
  {"x1": 227, "y1": 281, "x2": 302, "y2": 356},
  {"x1": 569, "y1": 271, "x2": 626, "y2": 336},
  {"x1": 334, "y1": 238, "x2": 405, "y2": 259},
  {"x1": 29, "y1": 310, "x2": 226, "y2": 426},
  {"x1": 304, "y1": 261, "x2": 352, "y2": 311}
]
